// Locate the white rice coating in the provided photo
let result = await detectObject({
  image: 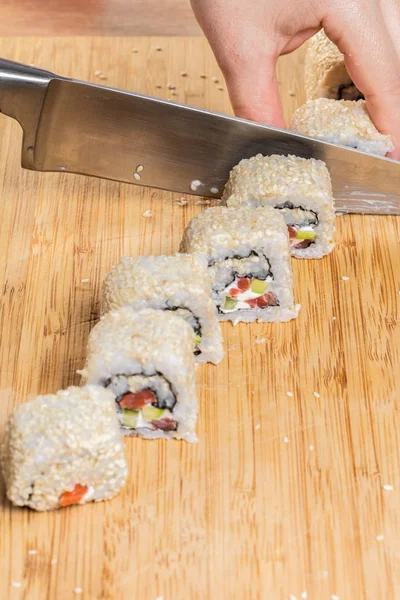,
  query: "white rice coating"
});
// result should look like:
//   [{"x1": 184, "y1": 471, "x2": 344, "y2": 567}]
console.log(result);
[
  {"x1": 1, "y1": 385, "x2": 127, "y2": 512},
  {"x1": 180, "y1": 206, "x2": 299, "y2": 323},
  {"x1": 221, "y1": 154, "x2": 335, "y2": 259},
  {"x1": 305, "y1": 30, "x2": 362, "y2": 101},
  {"x1": 80, "y1": 307, "x2": 198, "y2": 442},
  {"x1": 290, "y1": 99, "x2": 394, "y2": 156},
  {"x1": 102, "y1": 253, "x2": 223, "y2": 365}
]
